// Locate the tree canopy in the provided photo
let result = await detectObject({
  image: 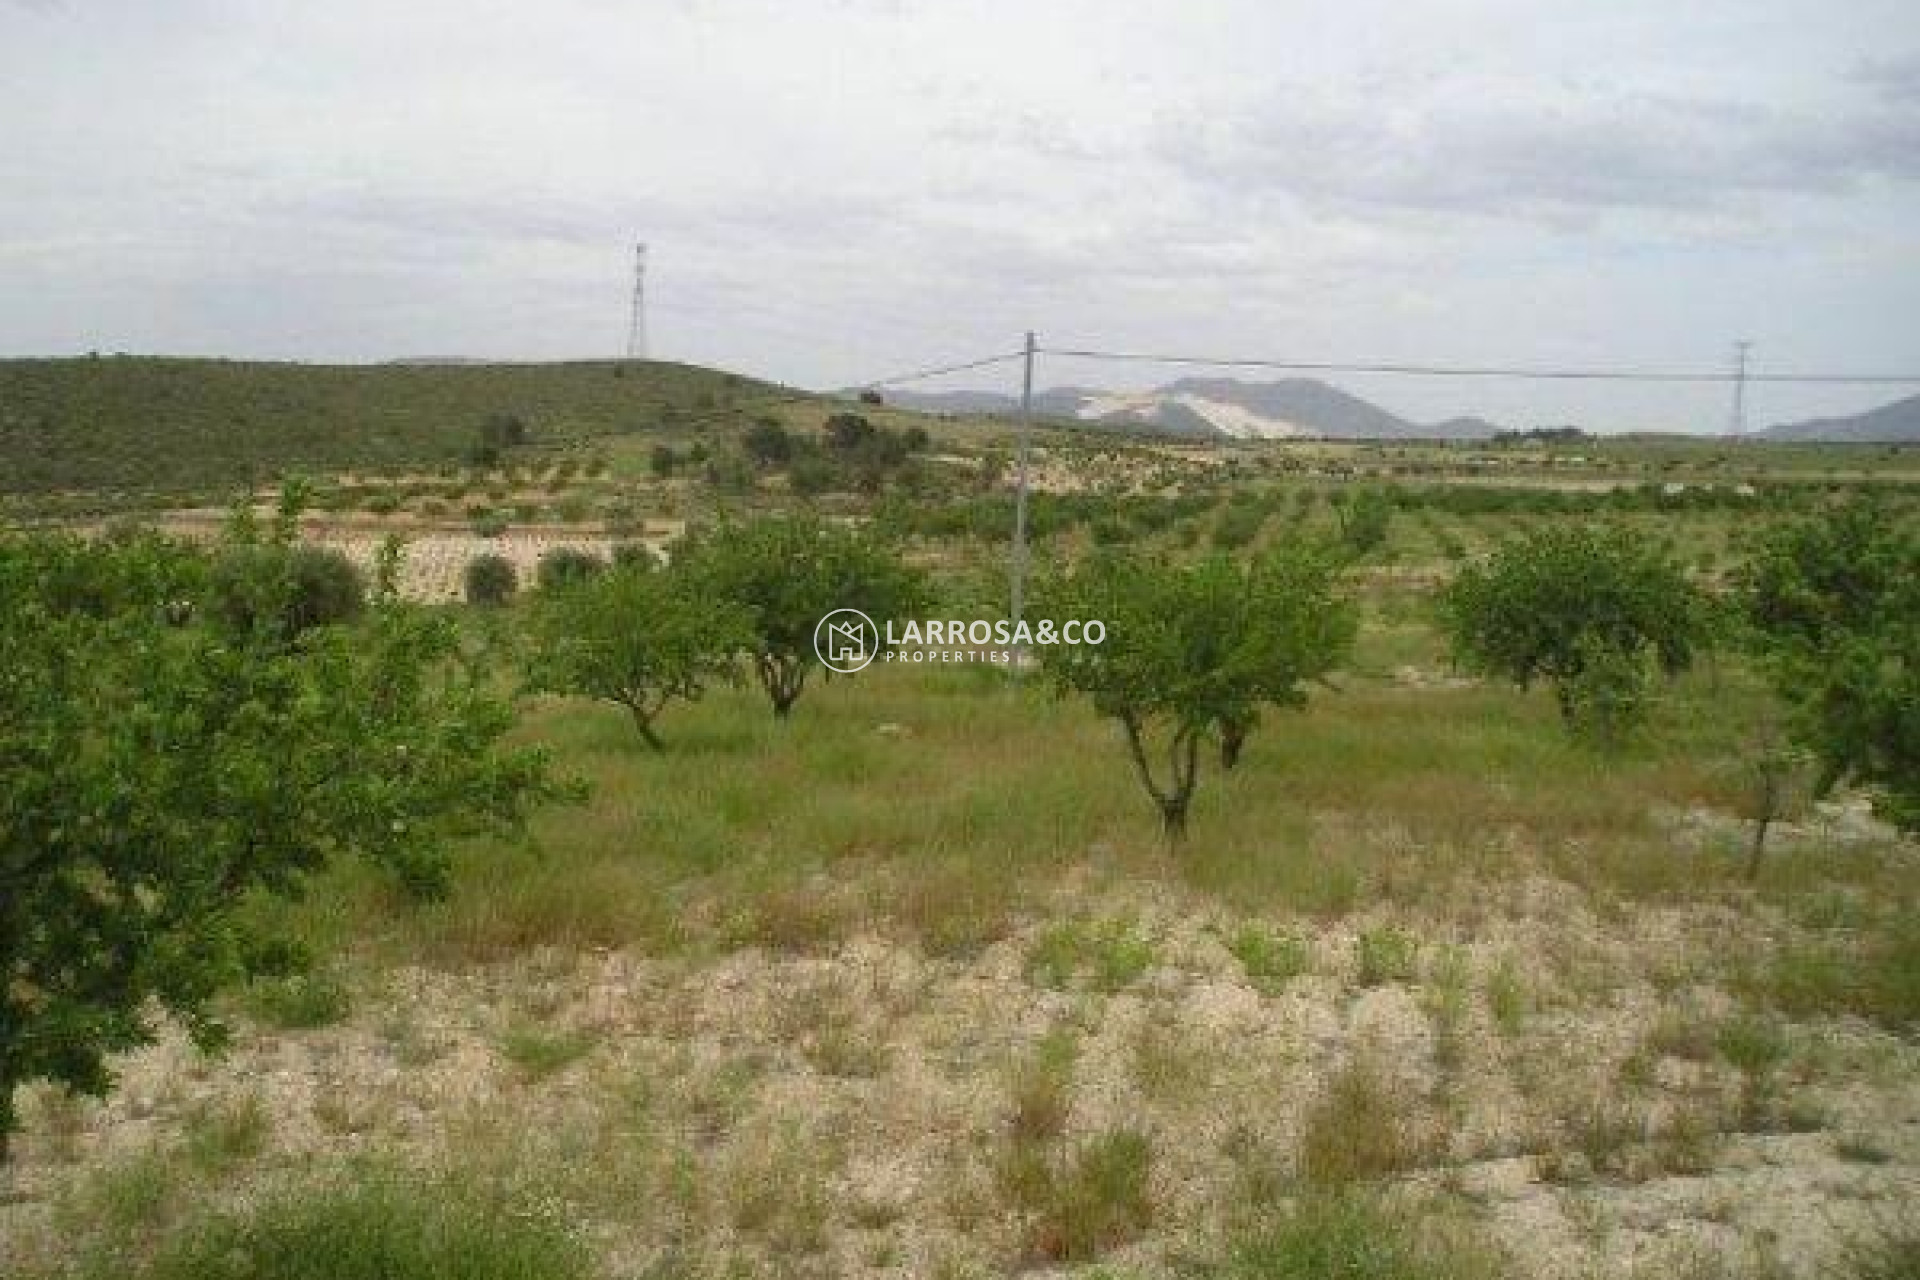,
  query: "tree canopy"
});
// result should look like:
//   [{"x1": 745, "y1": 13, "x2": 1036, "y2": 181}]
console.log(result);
[
  {"x1": 1040, "y1": 545, "x2": 1355, "y2": 839},
  {"x1": 1441, "y1": 524, "x2": 1705, "y2": 746},
  {"x1": 0, "y1": 511, "x2": 562, "y2": 1158},
  {"x1": 676, "y1": 514, "x2": 924, "y2": 717},
  {"x1": 525, "y1": 560, "x2": 754, "y2": 749},
  {"x1": 1742, "y1": 497, "x2": 1919, "y2": 833}
]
